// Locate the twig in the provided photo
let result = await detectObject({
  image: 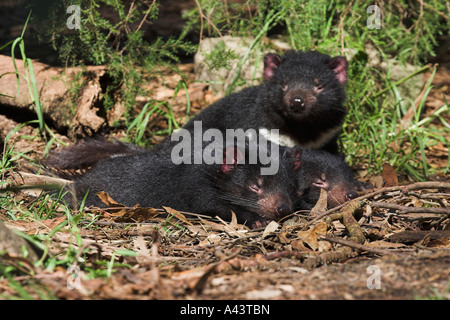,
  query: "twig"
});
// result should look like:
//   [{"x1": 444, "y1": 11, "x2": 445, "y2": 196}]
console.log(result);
[
  {"x1": 193, "y1": 0, "x2": 225, "y2": 45},
  {"x1": 301, "y1": 200, "x2": 367, "y2": 268},
  {"x1": 319, "y1": 235, "x2": 401, "y2": 256},
  {"x1": 136, "y1": 0, "x2": 157, "y2": 32},
  {"x1": 388, "y1": 230, "x2": 450, "y2": 243},
  {"x1": 370, "y1": 201, "x2": 450, "y2": 216},
  {"x1": 303, "y1": 244, "x2": 356, "y2": 269}
]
